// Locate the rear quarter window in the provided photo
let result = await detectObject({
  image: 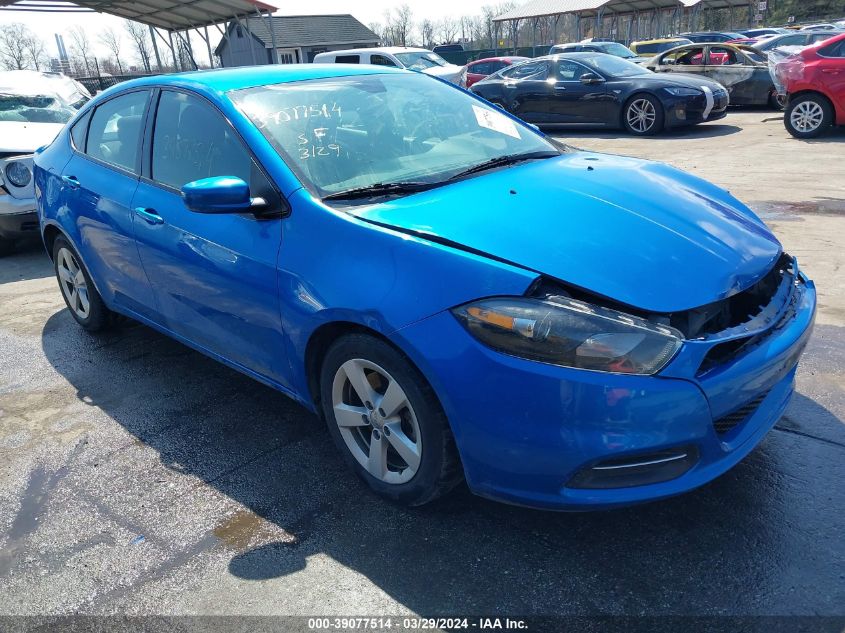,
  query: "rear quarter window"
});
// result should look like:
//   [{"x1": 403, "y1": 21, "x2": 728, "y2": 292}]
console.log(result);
[{"x1": 335, "y1": 55, "x2": 360, "y2": 64}]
